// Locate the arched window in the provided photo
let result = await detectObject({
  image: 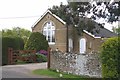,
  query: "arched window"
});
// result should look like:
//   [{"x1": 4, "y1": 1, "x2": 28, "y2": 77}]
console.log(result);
[
  {"x1": 43, "y1": 21, "x2": 55, "y2": 44},
  {"x1": 79, "y1": 38, "x2": 86, "y2": 54}
]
